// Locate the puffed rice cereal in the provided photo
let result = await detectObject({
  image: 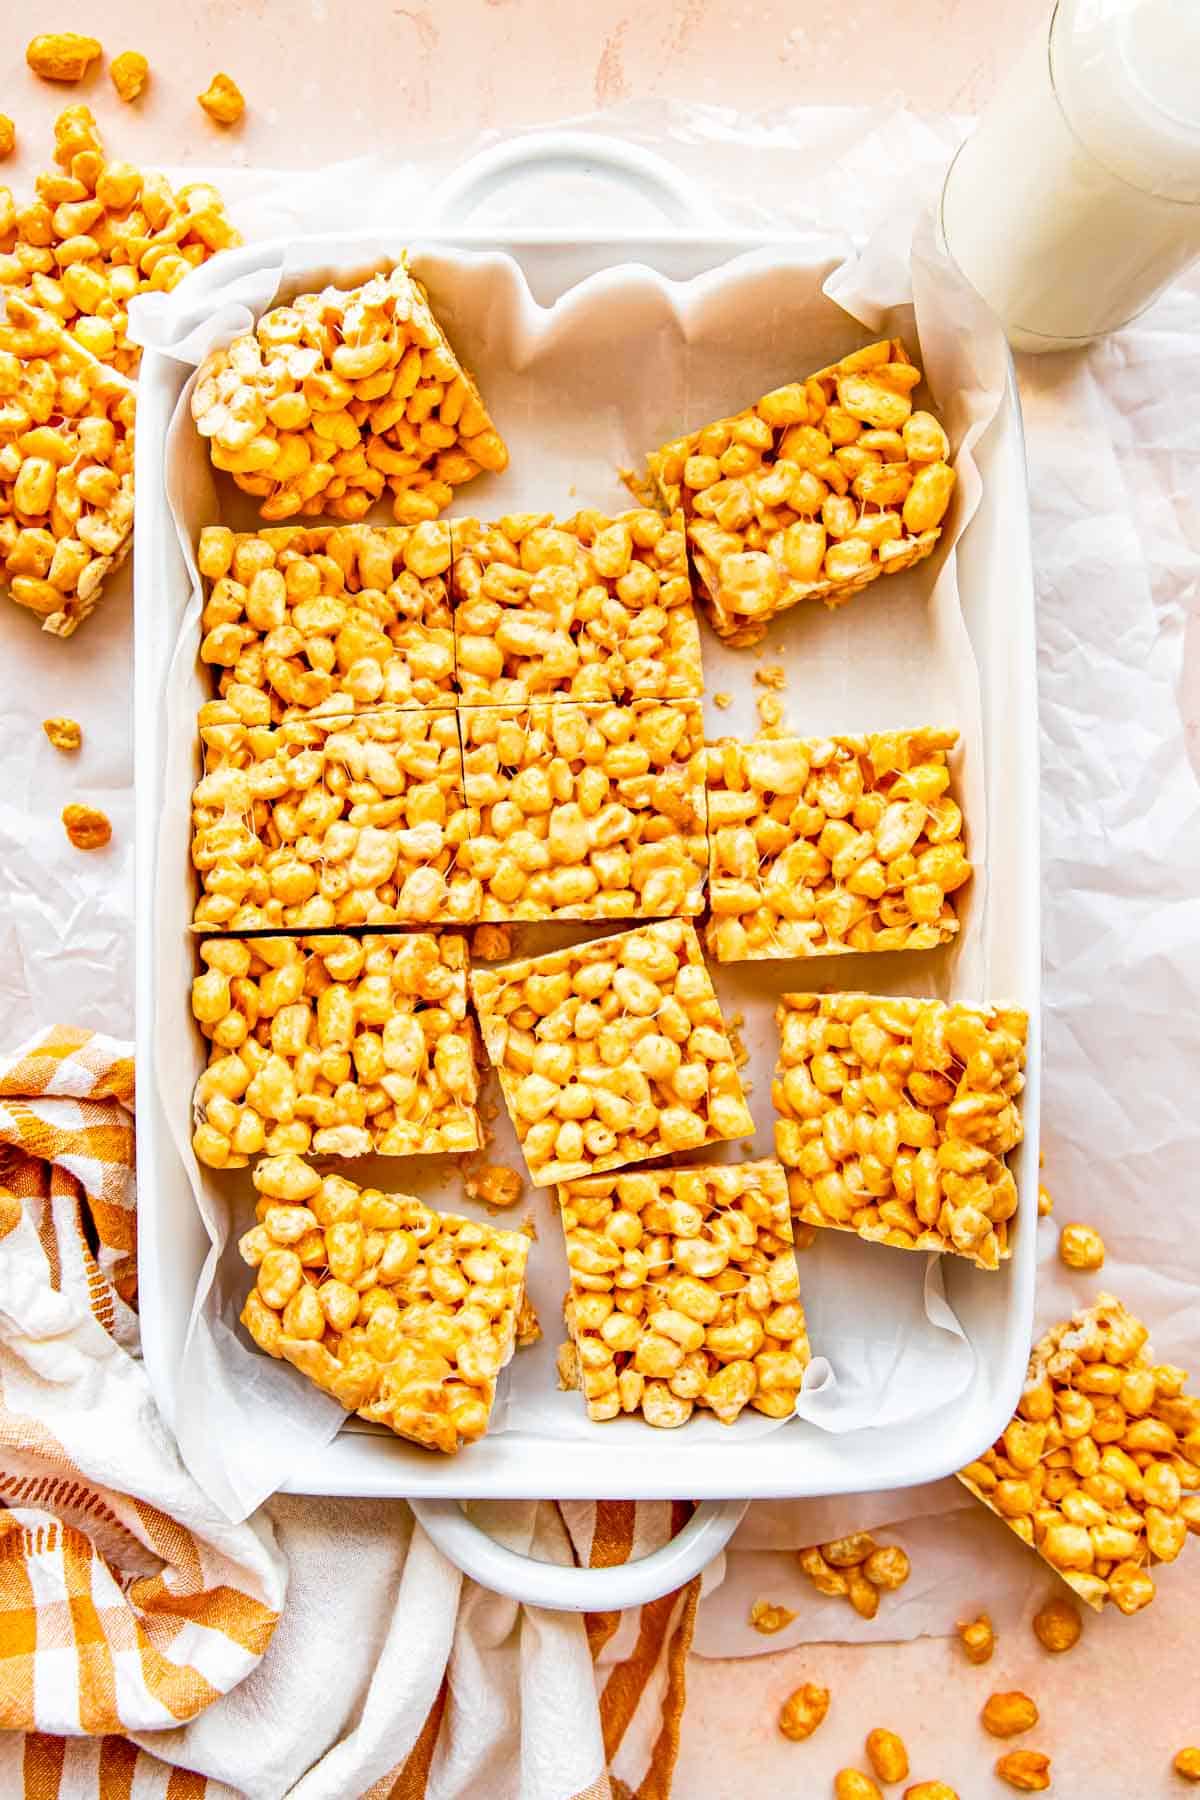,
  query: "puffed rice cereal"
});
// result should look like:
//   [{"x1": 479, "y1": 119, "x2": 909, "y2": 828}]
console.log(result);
[
  {"x1": 61, "y1": 800, "x2": 110, "y2": 848},
  {"x1": 472, "y1": 919, "x2": 754, "y2": 1185},
  {"x1": 773, "y1": 993, "x2": 1028, "y2": 1270},
  {"x1": 191, "y1": 261, "x2": 505, "y2": 523},
  {"x1": 240, "y1": 1154, "x2": 529, "y2": 1453},
  {"x1": 190, "y1": 702, "x2": 479, "y2": 932},
  {"x1": 459, "y1": 699, "x2": 707, "y2": 921},
  {"x1": 198, "y1": 74, "x2": 245, "y2": 127},
  {"x1": 110, "y1": 51, "x2": 150, "y2": 103},
  {"x1": 196, "y1": 522, "x2": 455, "y2": 717},
  {"x1": 705, "y1": 727, "x2": 970, "y2": 961},
  {"x1": 558, "y1": 1160, "x2": 810, "y2": 1427},
  {"x1": 190, "y1": 932, "x2": 481, "y2": 1169},
  {"x1": 958, "y1": 1294, "x2": 1200, "y2": 1613},
  {"x1": 797, "y1": 1536, "x2": 910, "y2": 1618},
  {"x1": 26, "y1": 34, "x2": 102, "y2": 82},
  {"x1": 450, "y1": 508, "x2": 703, "y2": 704},
  {"x1": 640, "y1": 339, "x2": 955, "y2": 644}
]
